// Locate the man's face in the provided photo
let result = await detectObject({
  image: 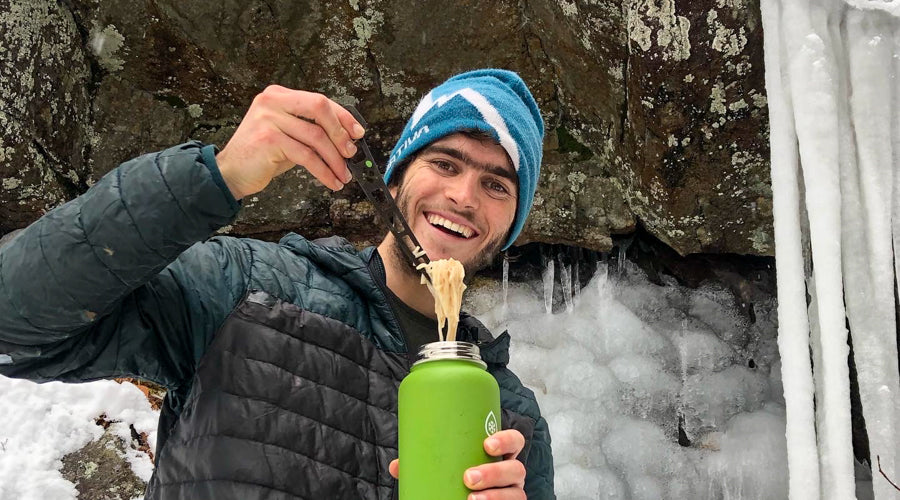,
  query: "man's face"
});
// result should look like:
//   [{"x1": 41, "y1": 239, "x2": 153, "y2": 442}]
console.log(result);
[{"x1": 389, "y1": 133, "x2": 518, "y2": 278}]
